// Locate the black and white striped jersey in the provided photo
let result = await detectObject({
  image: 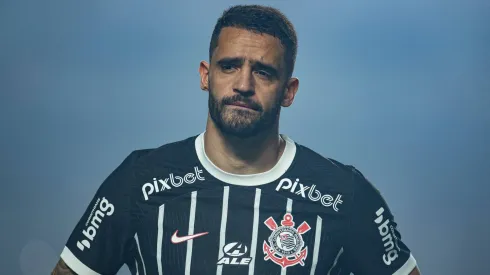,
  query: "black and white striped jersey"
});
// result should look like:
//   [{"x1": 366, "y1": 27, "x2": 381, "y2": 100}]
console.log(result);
[{"x1": 60, "y1": 133, "x2": 418, "y2": 275}]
